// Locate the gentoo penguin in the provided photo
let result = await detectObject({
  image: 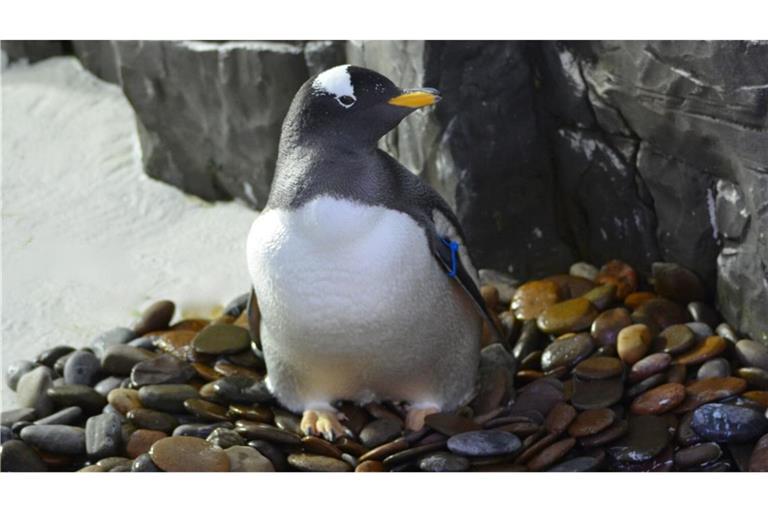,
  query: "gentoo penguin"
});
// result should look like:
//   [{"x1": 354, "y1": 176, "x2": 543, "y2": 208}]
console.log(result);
[{"x1": 246, "y1": 64, "x2": 499, "y2": 439}]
